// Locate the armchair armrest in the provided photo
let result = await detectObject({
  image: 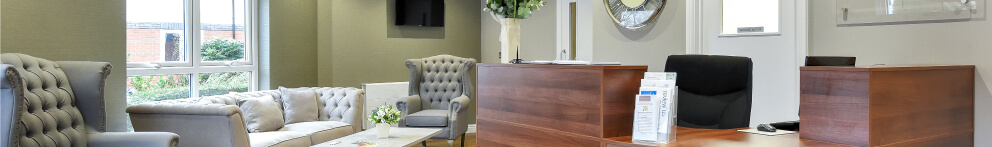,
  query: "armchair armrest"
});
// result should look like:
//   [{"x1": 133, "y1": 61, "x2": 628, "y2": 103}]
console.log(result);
[
  {"x1": 1, "y1": 64, "x2": 22, "y2": 147},
  {"x1": 56, "y1": 61, "x2": 113, "y2": 132},
  {"x1": 396, "y1": 95, "x2": 423, "y2": 114},
  {"x1": 396, "y1": 95, "x2": 422, "y2": 126},
  {"x1": 126, "y1": 103, "x2": 250, "y2": 147},
  {"x1": 88, "y1": 132, "x2": 179, "y2": 147},
  {"x1": 449, "y1": 95, "x2": 471, "y2": 113}
]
